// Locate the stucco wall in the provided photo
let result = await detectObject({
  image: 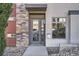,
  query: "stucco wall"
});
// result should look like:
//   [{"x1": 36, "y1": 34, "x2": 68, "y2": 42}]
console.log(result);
[{"x1": 46, "y1": 3, "x2": 79, "y2": 47}]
